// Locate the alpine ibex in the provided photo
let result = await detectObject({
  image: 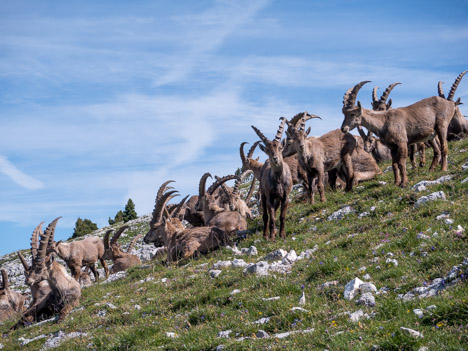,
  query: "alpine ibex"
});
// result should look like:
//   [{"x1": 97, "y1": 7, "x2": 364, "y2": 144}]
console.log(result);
[
  {"x1": 438, "y1": 71, "x2": 468, "y2": 140},
  {"x1": 216, "y1": 171, "x2": 253, "y2": 219},
  {"x1": 0, "y1": 269, "x2": 26, "y2": 322},
  {"x1": 366, "y1": 82, "x2": 428, "y2": 169},
  {"x1": 252, "y1": 117, "x2": 292, "y2": 240},
  {"x1": 285, "y1": 114, "x2": 356, "y2": 203},
  {"x1": 198, "y1": 173, "x2": 248, "y2": 234},
  {"x1": 103, "y1": 226, "x2": 142, "y2": 273},
  {"x1": 47, "y1": 223, "x2": 109, "y2": 282},
  {"x1": 144, "y1": 183, "x2": 229, "y2": 262},
  {"x1": 341, "y1": 74, "x2": 465, "y2": 187},
  {"x1": 15, "y1": 219, "x2": 81, "y2": 326}
]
